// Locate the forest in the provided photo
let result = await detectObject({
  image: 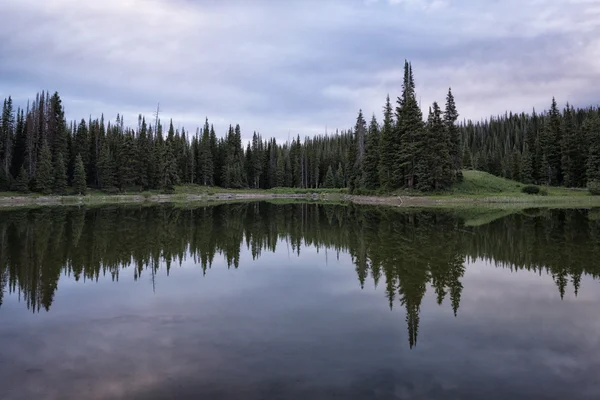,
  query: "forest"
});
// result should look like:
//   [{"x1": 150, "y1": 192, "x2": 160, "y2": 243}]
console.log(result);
[
  {"x1": 0, "y1": 61, "x2": 599, "y2": 195},
  {"x1": 1, "y1": 203, "x2": 598, "y2": 348}
]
